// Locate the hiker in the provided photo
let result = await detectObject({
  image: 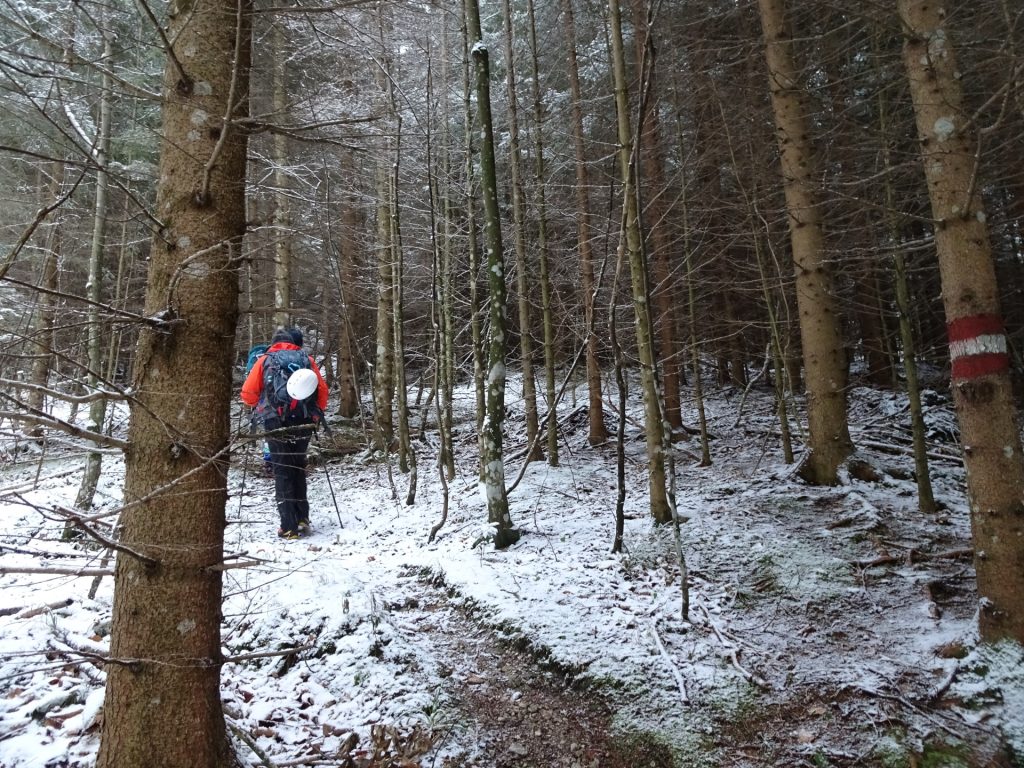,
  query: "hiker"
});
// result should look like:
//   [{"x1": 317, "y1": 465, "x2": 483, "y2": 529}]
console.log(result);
[
  {"x1": 241, "y1": 327, "x2": 329, "y2": 539},
  {"x1": 244, "y1": 340, "x2": 273, "y2": 473}
]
